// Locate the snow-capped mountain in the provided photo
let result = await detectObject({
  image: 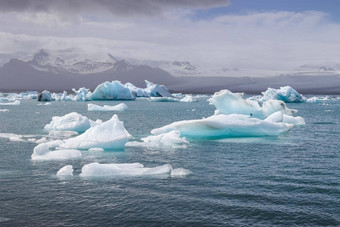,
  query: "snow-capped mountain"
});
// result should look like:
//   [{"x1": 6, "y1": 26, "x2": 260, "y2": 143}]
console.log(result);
[{"x1": 294, "y1": 63, "x2": 340, "y2": 74}]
